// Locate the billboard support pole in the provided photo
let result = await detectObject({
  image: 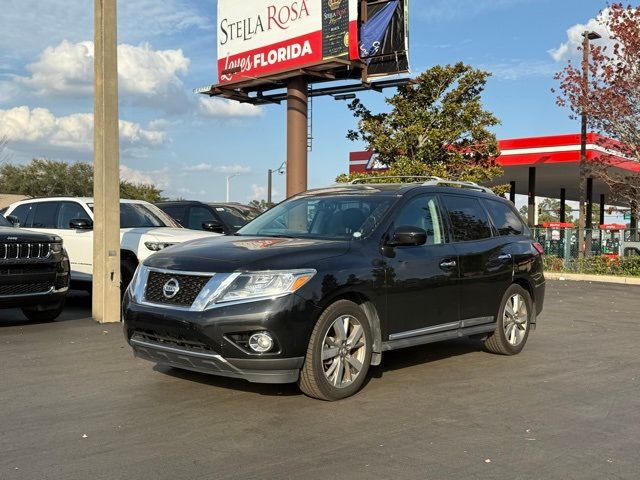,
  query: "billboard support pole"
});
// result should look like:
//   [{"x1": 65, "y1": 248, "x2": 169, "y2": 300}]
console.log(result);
[
  {"x1": 286, "y1": 76, "x2": 309, "y2": 198},
  {"x1": 93, "y1": 0, "x2": 121, "y2": 323}
]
